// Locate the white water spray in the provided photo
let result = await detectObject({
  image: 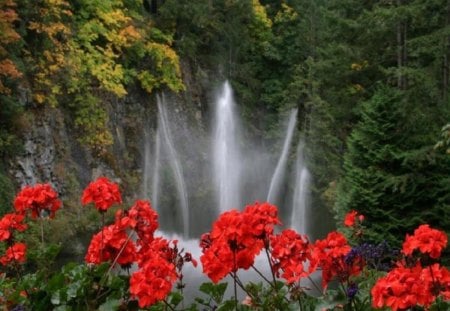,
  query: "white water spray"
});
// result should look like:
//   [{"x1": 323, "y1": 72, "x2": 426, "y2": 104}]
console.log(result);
[
  {"x1": 142, "y1": 127, "x2": 152, "y2": 199},
  {"x1": 141, "y1": 82, "x2": 318, "y2": 238},
  {"x1": 157, "y1": 95, "x2": 189, "y2": 237},
  {"x1": 212, "y1": 81, "x2": 242, "y2": 213},
  {"x1": 151, "y1": 129, "x2": 161, "y2": 212},
  {"x1": 291, "y1": 141, "x2": 310, "y2": 235},
  {"x1": 267, "y1": 109, "x2": 298, "y2": 204}
]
